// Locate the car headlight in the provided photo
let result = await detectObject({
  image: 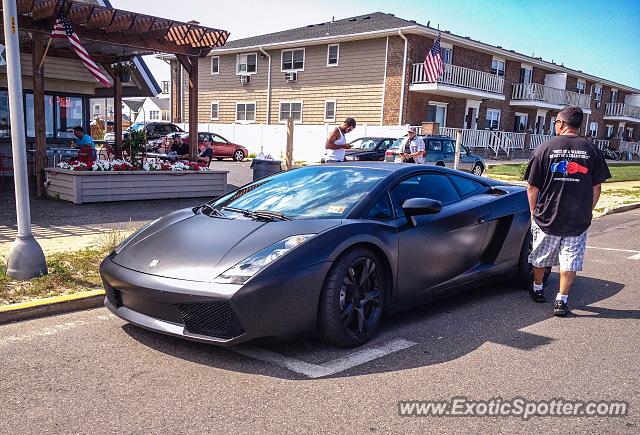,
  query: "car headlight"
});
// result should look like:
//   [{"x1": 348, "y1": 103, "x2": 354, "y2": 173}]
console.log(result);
[{"x1": 214, "y1": 234, "x2": 315, "y2": 284}]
